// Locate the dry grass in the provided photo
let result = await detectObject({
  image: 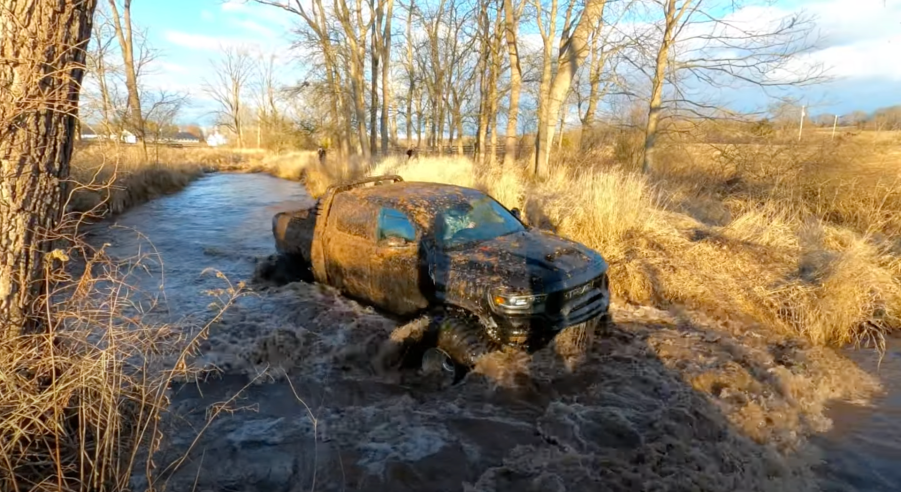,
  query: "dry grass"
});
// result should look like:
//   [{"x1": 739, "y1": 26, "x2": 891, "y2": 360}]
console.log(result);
[
  {"x1": 68, "y1": 144, "x2": 232, "y2": 216},
  {"x1": 0, "y1": 230, "x2": 242, "y2": 491},
  {"x1": 308, "y1": 135, "x2": 901, "y2": 348}
]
